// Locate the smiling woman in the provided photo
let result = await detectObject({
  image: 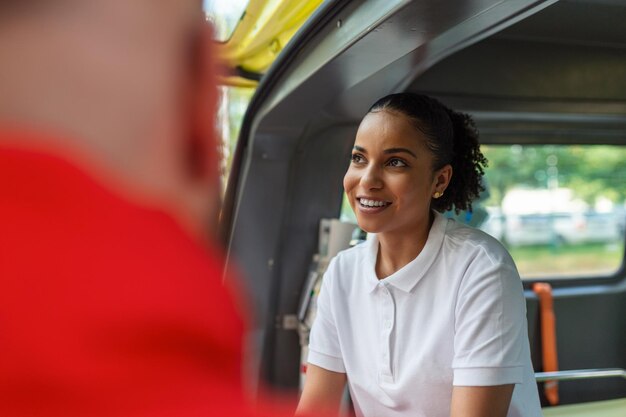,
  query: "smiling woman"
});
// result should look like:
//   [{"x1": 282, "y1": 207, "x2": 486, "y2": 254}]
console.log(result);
[{"x1": 297, "y1": 93, "x2": 542, "y2": 417}]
